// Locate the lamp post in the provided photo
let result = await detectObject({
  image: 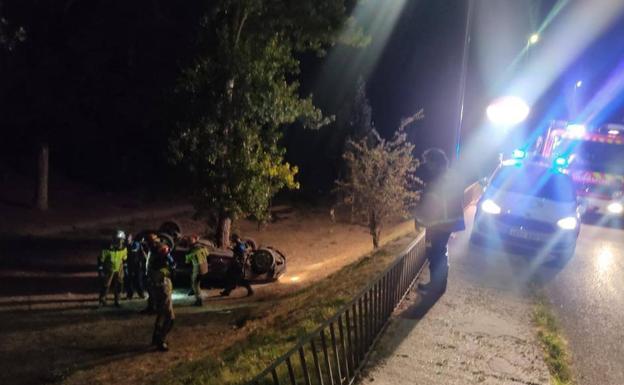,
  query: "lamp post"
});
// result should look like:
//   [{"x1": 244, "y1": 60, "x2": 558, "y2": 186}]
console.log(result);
[{"x1": 455, "y1": 0, "x2": 475, "y2": 161}]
